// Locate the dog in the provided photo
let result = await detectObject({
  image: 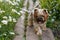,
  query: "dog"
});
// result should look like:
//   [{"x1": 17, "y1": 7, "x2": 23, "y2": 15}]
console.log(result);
[{"x1": 28, "y1": 8, "x2": 49, "y2": 35}]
